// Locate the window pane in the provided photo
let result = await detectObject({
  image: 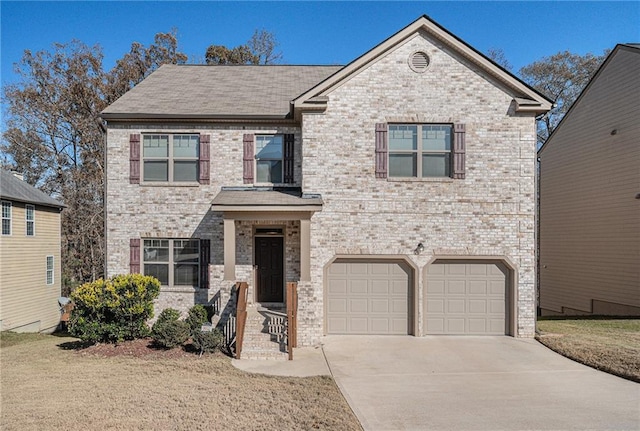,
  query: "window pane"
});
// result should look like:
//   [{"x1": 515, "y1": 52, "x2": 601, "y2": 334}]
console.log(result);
[
  {"x1": 144, "y1": 264, "x2": 169, "y2": 285},
  {"x1": 143, "y1": 135, "x2": 169, "y2": 157},
  {"x1": 174, "y1": 240, "x2": 199, "y2": 263},
  {"x1": 26, "y1": 206, "x2": 34, "y2": 221},
  {"x1": 422, "y1": 125, "x2": 451, "y2": 151},
  {"x1": 46, "y1": 256, "x2": 54, "y2": 285},
  {"x1": 422, "y1": 154, "x2": 451, "y2": 177},
  {"x1": 144, "y1": 240, "x2": 169, "y2": 262},
  {"x1": 256, "y1": 160, "x2": 283, "y2": 183},
  {"x1": 389, "y1": 153, "x2": 417, "y2": 177},
  {"x1": 174, "y1": 264, "x2": 198, "y2": 286},
  {"x1": 2, "y1": 202, "x2": 10, "y2": 218},
  {"x1": 173, "y1": 135, "x2": 199, "y2": 158},
  {"x1": 173, "y1": 161, "x2": 198, "y2": 182},
  {"x1": 27, "y1": 221, "x2": 34, "y2": 236},
  {"x1": 143, "y1": 161, "x2": 168, "y2": 182},
  {"x1": 256, "y1": 135, "x2": 283, "y2": 159},
  {"x1": 389, "y1": 125, "x2": 417, "y2": 151},
  {"x1": 2, "y1": 219, "x2": 9, "y2": 235}
]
